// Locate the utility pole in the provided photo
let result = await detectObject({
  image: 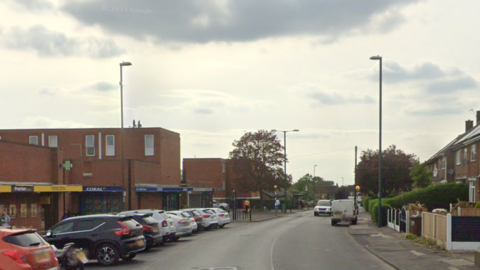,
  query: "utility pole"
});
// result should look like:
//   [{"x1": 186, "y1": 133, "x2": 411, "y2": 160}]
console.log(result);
[{"x1": 354, "y1": 146, "x2": 357, "y2": 204}]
